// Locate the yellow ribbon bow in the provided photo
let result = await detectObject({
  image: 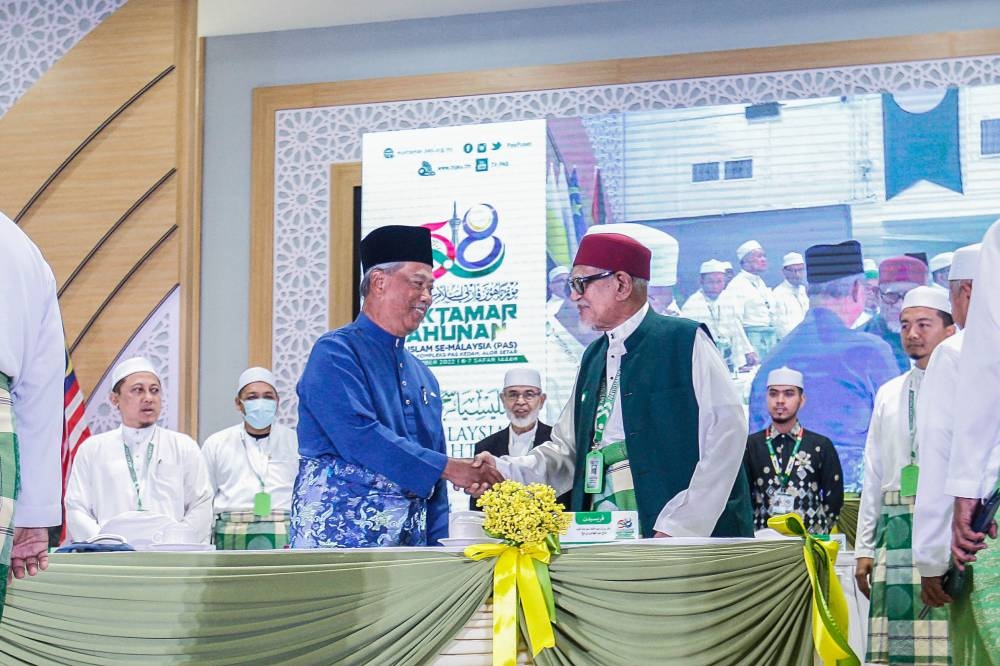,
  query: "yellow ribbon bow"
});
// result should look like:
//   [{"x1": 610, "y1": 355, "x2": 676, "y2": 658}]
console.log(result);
[
  {"x1": 769, "y1": 513, "x2": 860, "y2": 666},
  {"x1": 464, "y1": 541, "x2": 556, "y2": 666}
]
